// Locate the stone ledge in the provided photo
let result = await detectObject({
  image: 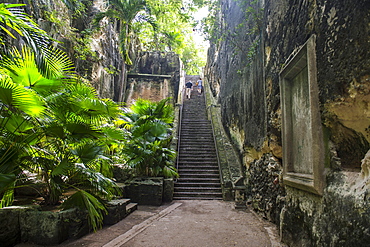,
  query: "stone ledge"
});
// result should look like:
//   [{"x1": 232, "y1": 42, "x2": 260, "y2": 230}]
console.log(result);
[{"x1": 0, "y1": 198, "x2": 136, "y2": 246}]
